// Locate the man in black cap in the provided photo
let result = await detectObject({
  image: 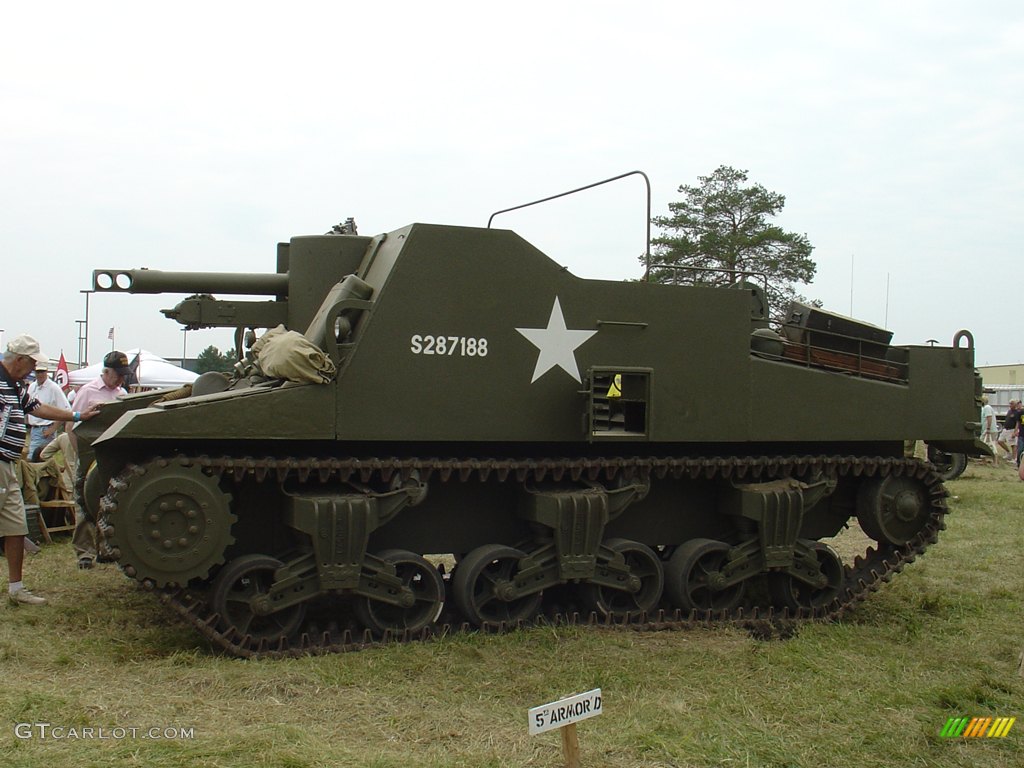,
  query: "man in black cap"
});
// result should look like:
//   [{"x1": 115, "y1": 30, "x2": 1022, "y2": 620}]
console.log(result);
[
  {"x1": 70, "y1": 350, "x2": 131, "y2": 569},
  {"x1": 1, "y1": 334, "x2": 101, "y2": 605}
]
